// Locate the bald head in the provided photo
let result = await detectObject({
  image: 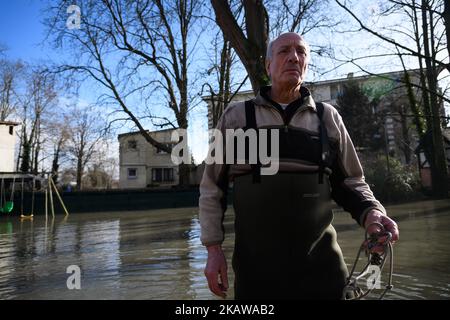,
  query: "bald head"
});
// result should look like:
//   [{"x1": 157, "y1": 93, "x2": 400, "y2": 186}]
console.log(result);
[
  {"x1": 265, "y1": 32, "x2": 310, "y2": 89},
  {"x1": 266, "y1": 33, "x2": 310, "y2": 64}
]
